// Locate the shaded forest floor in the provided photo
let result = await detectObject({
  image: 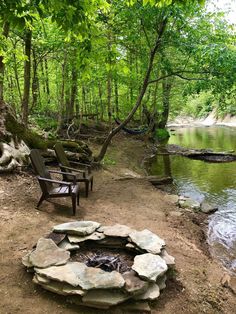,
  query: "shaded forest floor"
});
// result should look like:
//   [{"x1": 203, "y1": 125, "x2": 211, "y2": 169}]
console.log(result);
[{"x1": 0, "y1": 134, "x2": 235, "y2": 314}]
